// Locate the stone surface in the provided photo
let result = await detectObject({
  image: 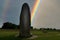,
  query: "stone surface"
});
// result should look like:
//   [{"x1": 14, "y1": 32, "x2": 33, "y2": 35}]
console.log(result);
[
  {"x1": 27, "y1": 35, "x2": 38, "y2": 39},
  {"x1": 19, "y1": 3, "x2": 31, "y2": 38}
]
